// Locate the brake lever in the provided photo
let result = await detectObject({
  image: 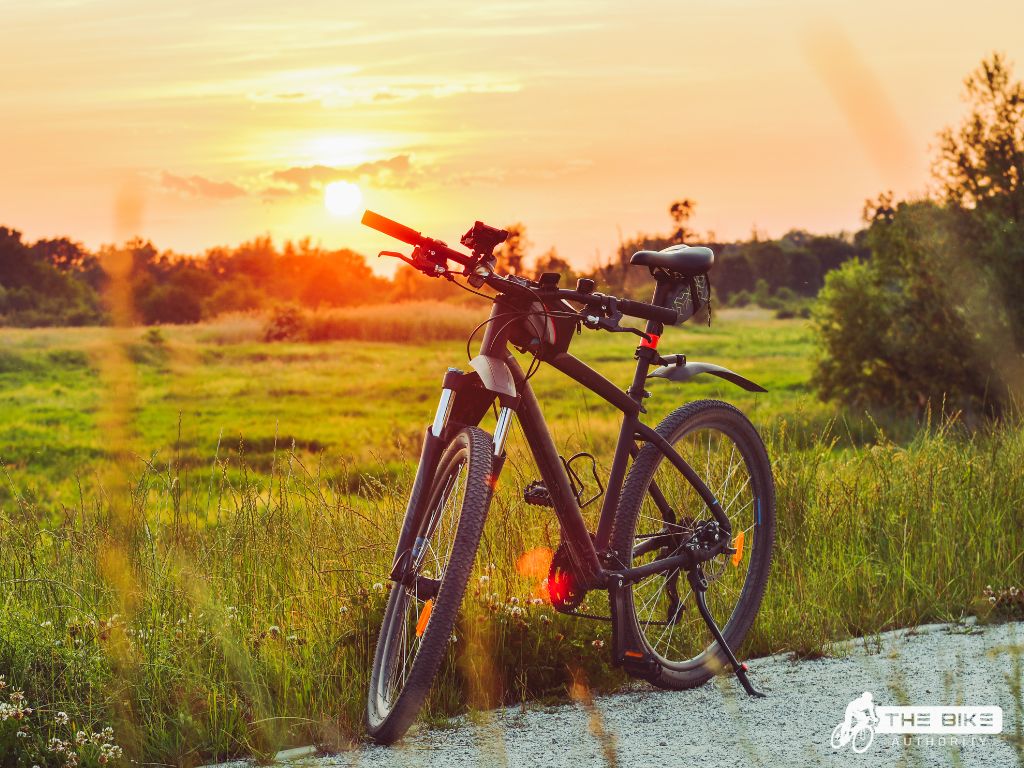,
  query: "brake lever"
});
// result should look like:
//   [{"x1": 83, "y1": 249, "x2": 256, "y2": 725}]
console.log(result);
[
  {"x1": 581, "y1": 314, "x2": 652, "y2": 342},
  {"x1": 581, "y1": 297, "x2": 652, "y2": 342},
  {"x1": 379, "y1": 250, "x2": 416, "y2": 267},
  {"x1": 378, "y1": 249, "x2": 447, "y2": 278}
]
